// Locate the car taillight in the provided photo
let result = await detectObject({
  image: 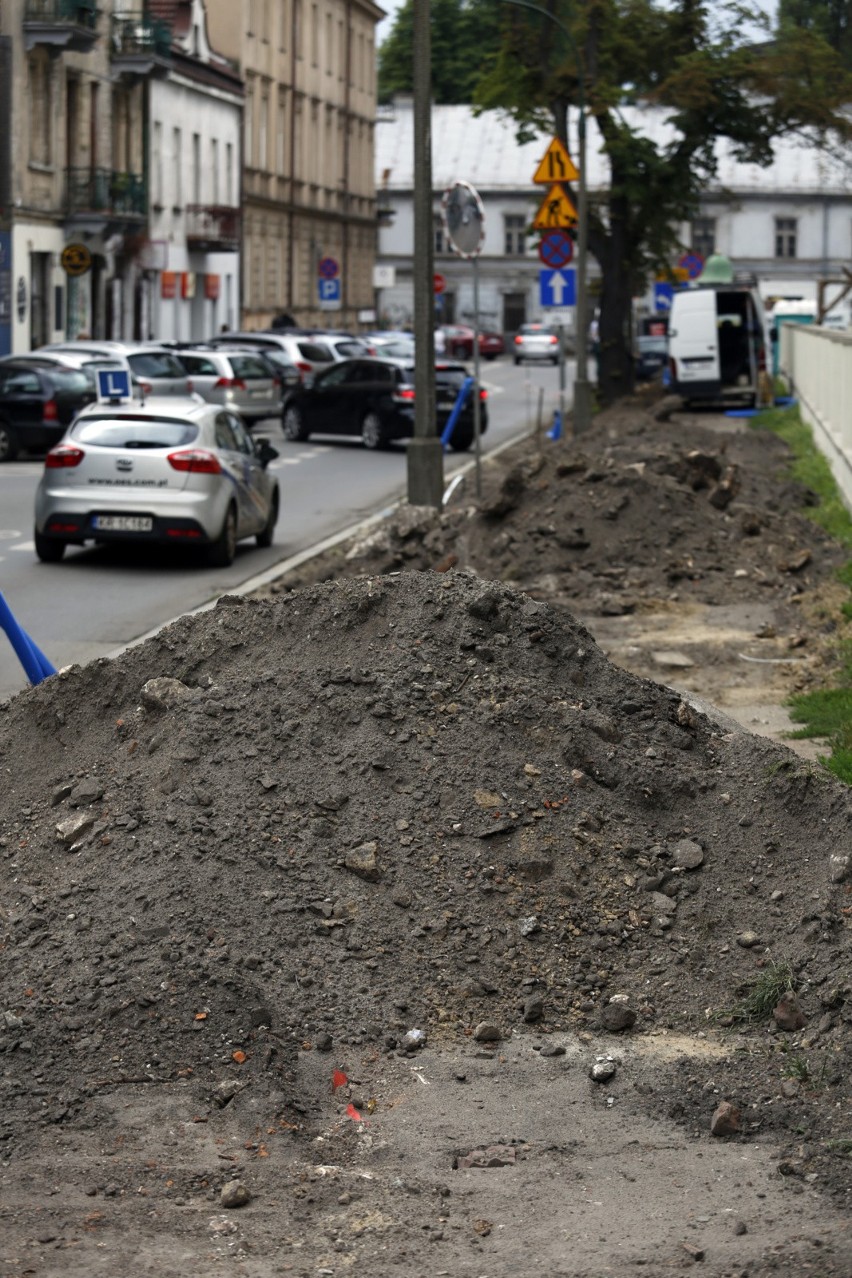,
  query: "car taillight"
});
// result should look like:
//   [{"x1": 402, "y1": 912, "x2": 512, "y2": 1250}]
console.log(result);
[
  {"x1": 139, "y1": 379, "x2": 152, "y2": 396},
  {"x1": 479, "y1": 388, "x2": 488, "y2": 401},
  {"x1": 272, "y1": 376, "x2": 281, "y2": 388},
  {"x1": 548, "y1": 335, "x2": 558, "y2": 345},
  {"x1": 395, "y1": 387, "x2": 416, "y2": 401},
  {"x1": 296, "y1": 362, "x2": 312, "y2": 374},
  {"x1": 514, "y1": 335, "x2": 523, "y2": 345},
  {"x1": 167, "y1": 449, "x2": 222, "y2": 474},
  {"x1": 43, "y1": 398, "x2": 59, "y2": 422},
  {"x1": 45, "y1": 445, "x2": 85, "y2": 468},
  {"x1": 186, "y1": 379, "x2": 194, "y2": 392},
  {"x1": 214, "y1": 377, "x2": 247, "y2": 391}
]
